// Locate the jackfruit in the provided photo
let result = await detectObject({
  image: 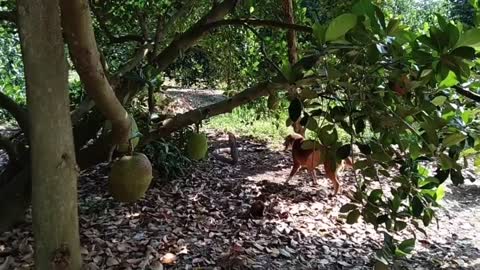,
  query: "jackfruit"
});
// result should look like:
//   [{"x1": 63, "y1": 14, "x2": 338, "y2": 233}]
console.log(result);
[
  {"x1": 108, "y1": 153, "x2": 153, "y2": 202},
  {"x1": 186, "y1": 132, "x2": 208, "y2": 160}
]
